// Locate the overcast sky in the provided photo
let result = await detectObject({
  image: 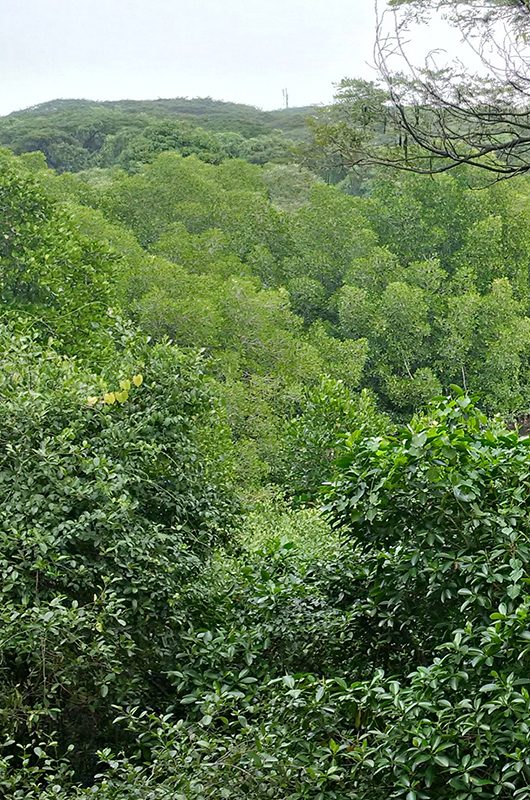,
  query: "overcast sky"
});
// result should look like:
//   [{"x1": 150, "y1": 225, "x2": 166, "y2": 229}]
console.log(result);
[{"x1": 0, "y1": 0, "x2": 384, "y2": 115}]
